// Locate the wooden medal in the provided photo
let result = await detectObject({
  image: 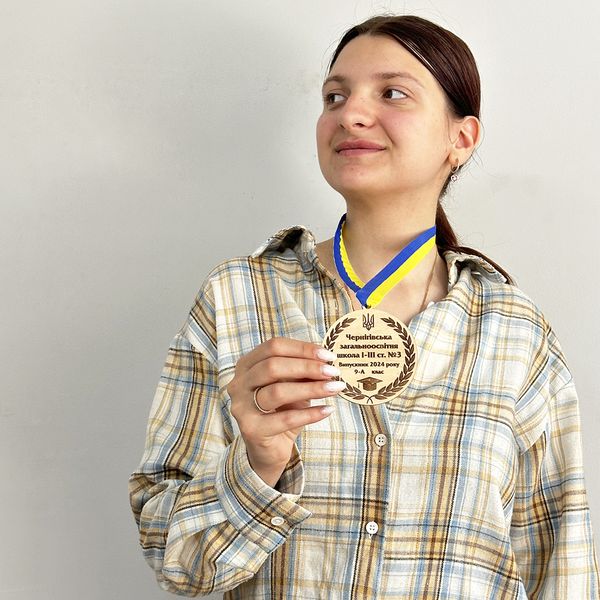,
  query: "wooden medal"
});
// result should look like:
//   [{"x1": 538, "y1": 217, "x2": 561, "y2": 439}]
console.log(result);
[{"x1": 322, "y1": 307, "x2": 416, "y2": 405}]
